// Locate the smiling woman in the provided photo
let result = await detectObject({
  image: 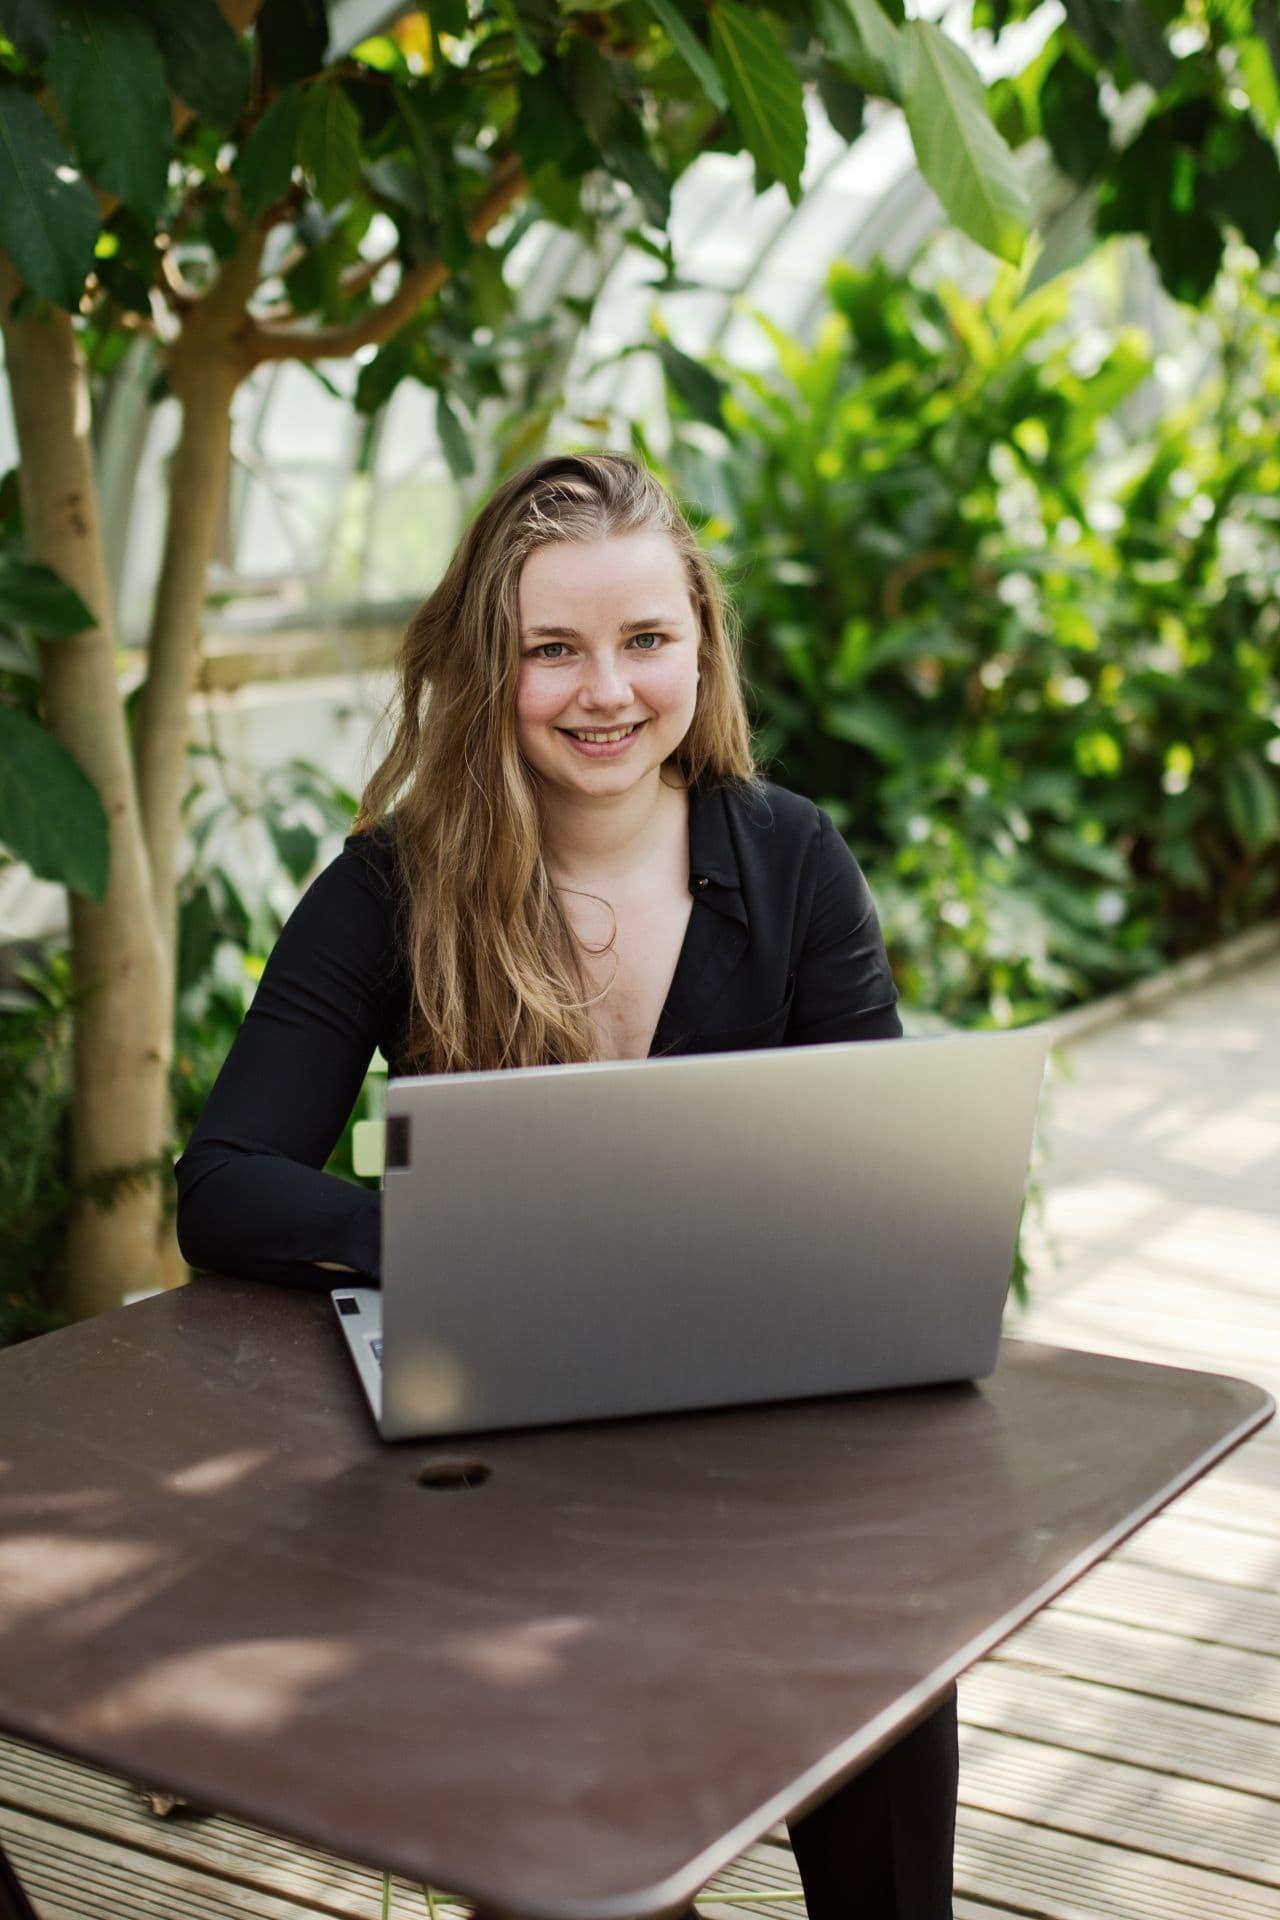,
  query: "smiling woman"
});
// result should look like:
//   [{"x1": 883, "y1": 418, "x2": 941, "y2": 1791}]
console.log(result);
[{"x1": 173, "y1": 451, "x2": 956, "y2": 1920}]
